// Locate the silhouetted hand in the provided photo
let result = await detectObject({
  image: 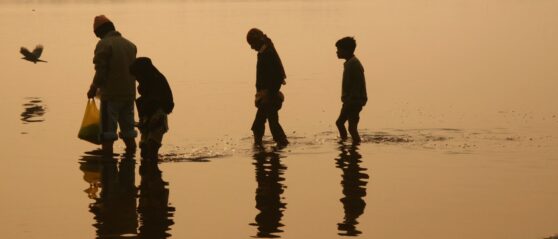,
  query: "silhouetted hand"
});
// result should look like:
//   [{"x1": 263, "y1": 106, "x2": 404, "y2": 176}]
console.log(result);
[
  {"x1": 255, "y1": 90, "x2": 268, "y2": 107},
  {"x1": 87, "y1": 85, "x2": 97, "y2": 99}
]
